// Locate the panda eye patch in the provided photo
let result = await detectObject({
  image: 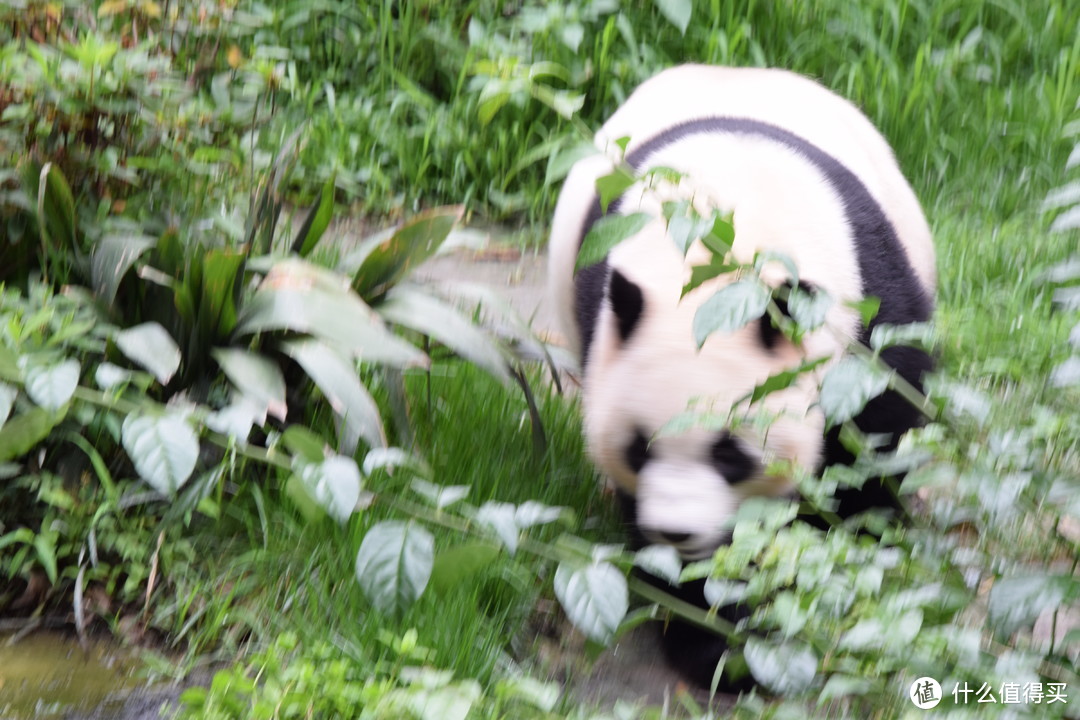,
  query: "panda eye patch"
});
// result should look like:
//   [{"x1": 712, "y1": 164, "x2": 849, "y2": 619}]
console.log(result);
[
  {"x1": 711, "y1": 434, "x2": 753, "y2": 484},
  {"x1": 609, "y1": 269, "x2": 644, "y2": 343},
  {"x1": 625, "y1": 429, "x2": 650, "y2": 473},
  {"x1": 758, "y1": 280, "x2": 816, "y2": 351},
  {"x1": 757, "y1": 312, "x2": 783, "y2": 351}
]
